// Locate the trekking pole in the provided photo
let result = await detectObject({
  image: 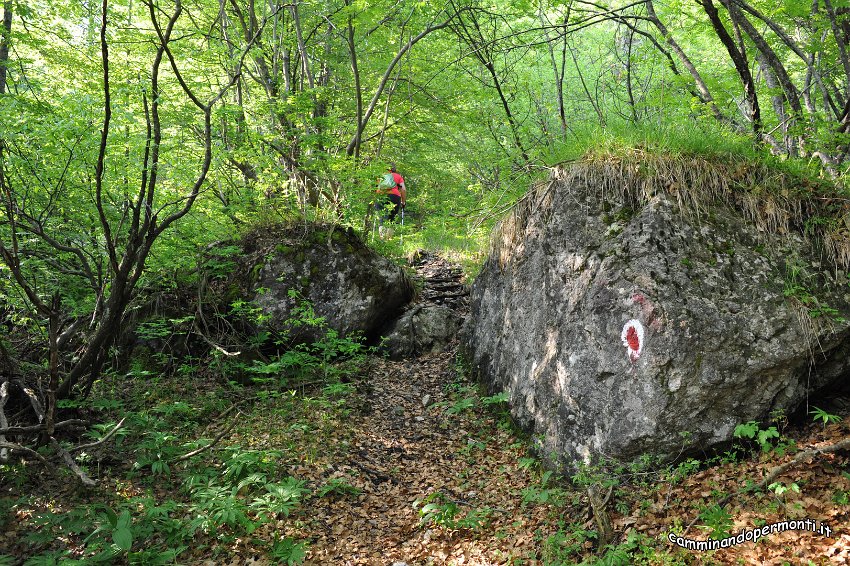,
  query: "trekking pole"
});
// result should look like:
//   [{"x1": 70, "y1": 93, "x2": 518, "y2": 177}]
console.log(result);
[{"x1": 400, "y1": 206, "x2": 405, "y2": 246}]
